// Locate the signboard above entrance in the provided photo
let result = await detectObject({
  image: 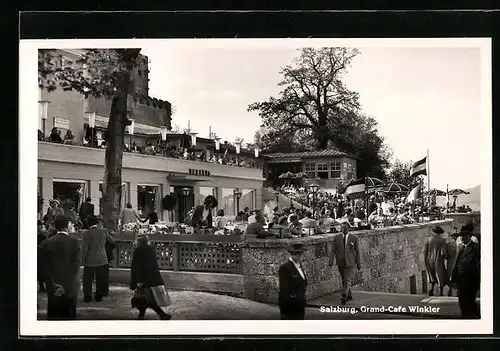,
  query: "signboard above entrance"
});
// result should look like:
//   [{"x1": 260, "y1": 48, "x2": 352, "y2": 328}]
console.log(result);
[
  {"x1": 189, "y1": 168, "x2": 211, "y2": 176},
  {"x1": 53, "y1": 117, "x2": 70, "y2": 130}
]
